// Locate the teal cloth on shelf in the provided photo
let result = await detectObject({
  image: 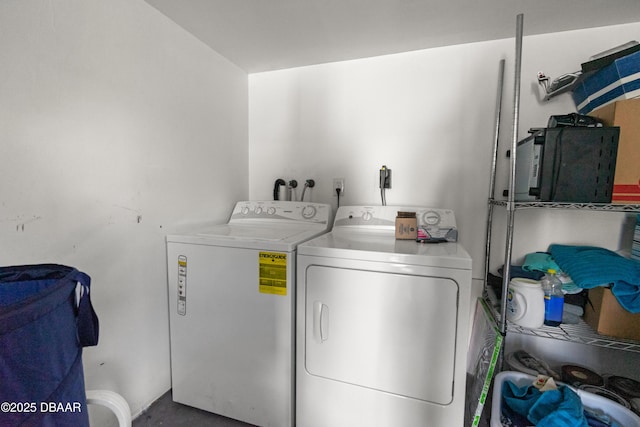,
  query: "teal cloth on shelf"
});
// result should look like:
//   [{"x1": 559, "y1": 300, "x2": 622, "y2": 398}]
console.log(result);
[
  {"x1": 522, "y1": 252, "x2": 561, "y2": 273},
  {"x1": 522, "y1": 252, "x2": 581, "y2": 294},
  {"x1": 502, "y1": 380, "x2": 588, "y2": 427},
  {"x1": 549, "y1": 244, "x2": 640, "y2": 313}
]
